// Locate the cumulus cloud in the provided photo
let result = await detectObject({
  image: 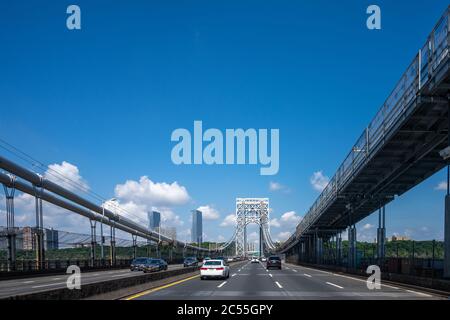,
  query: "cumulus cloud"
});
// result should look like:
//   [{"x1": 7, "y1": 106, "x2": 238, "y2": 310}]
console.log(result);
[
  {"x1": 276, "y1": 231, "x2": 291, "y2": 242},
  {"x1": 45, "y1": 161, "x2": 89, "y2": 192},
  {"x1": 435, "y1": 181, "x2": 447, "y2": 191},
  {"x1": 197, "y1": 205, "x2": 220, "y2": 220},
  {"x1": 269, "y1": 218, "x2": 281, "y2": 228},
  {"x1": 310, "y1": 171, "x2": 329, "y2": 192},
  {"x1": 115, "y1": 176, "x2": 190, "y2": 207},
  {"x1": 362, "y1": 223, "x2": 374, "y2": 230},
  {"x1": 280, "y1": 211, "x2": 302, "y2": 224},
  {"x1": 270, "y1": 211, "x2": 302, "y2": 229},
  {"x1": 220, "y1": 214, "x2": 236, "y2": 227},
  {"x1": 247, "y1": 231, "x2": 259, "y2": 242}
]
